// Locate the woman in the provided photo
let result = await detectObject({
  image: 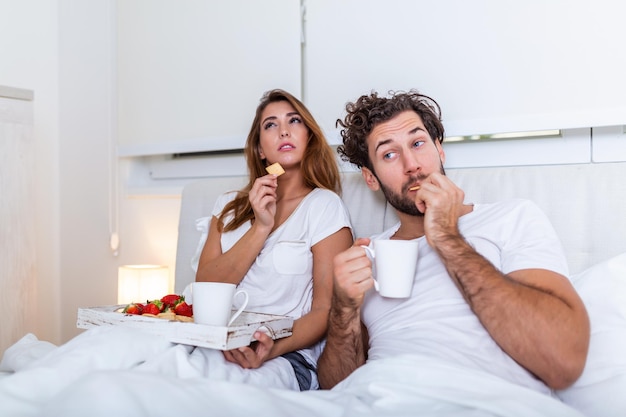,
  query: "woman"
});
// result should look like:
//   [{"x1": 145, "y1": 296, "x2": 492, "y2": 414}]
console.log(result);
[{"x1": 194, "y1": 89, "x2": 353, "y2": 390}]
